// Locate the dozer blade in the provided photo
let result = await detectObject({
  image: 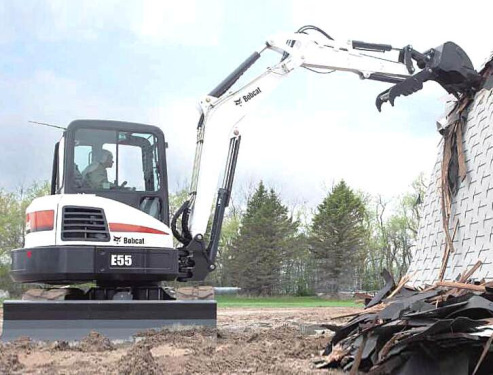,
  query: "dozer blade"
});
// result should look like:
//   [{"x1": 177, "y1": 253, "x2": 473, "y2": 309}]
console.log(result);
[{"x1": 1, "y1": 300, "x2": 216, "y2": 342}]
